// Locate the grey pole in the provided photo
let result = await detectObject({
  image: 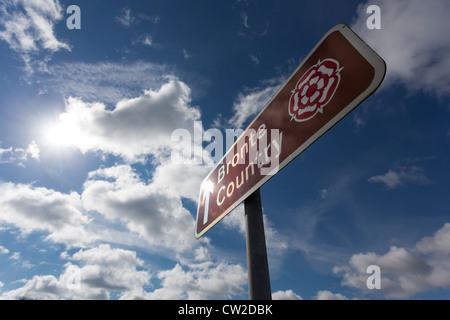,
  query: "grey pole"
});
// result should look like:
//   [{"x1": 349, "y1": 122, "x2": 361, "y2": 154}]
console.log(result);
[{"x1": 244, "y1": 188, "x2": 272, "y2": 300}]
